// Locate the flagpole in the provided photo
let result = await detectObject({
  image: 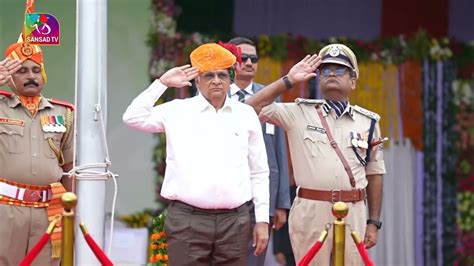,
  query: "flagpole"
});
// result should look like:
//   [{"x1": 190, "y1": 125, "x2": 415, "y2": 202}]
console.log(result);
[{"x1": 75, "y1": 0, "x2": 108, "y2": 264}]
